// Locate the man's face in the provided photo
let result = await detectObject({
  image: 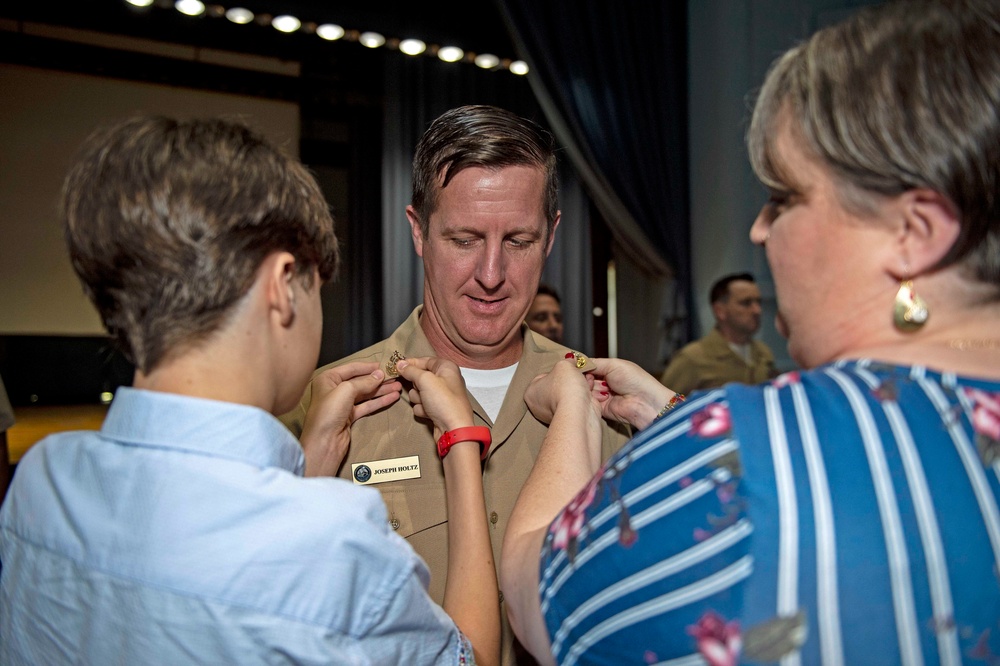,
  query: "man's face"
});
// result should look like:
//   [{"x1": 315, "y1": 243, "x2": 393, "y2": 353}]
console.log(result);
[
  {"x1": 407, "y1": 165, "x2": 560, "y2": 367},
  {"x1": 526, "y1": 293, "x2": 564, "y2": 344},
  {"x1": 715, "y1": 280, "x2": 763, "y2": 340}
]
